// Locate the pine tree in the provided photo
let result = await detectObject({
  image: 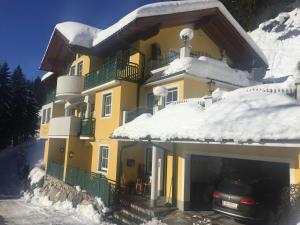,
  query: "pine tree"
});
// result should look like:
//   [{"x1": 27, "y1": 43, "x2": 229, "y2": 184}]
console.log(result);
[
  {"x1": 33, "y1": 76, "x2": 46, "y2": 108},
  {"x1": 0, "y1": 62, "x2": 12, "y2": 149},
  {"x1": 10, "y1": 66, "x2": 28, "y2": 145},
  {"x1": 23, "y1": 80, "x2": 39, "y2": 139}
]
